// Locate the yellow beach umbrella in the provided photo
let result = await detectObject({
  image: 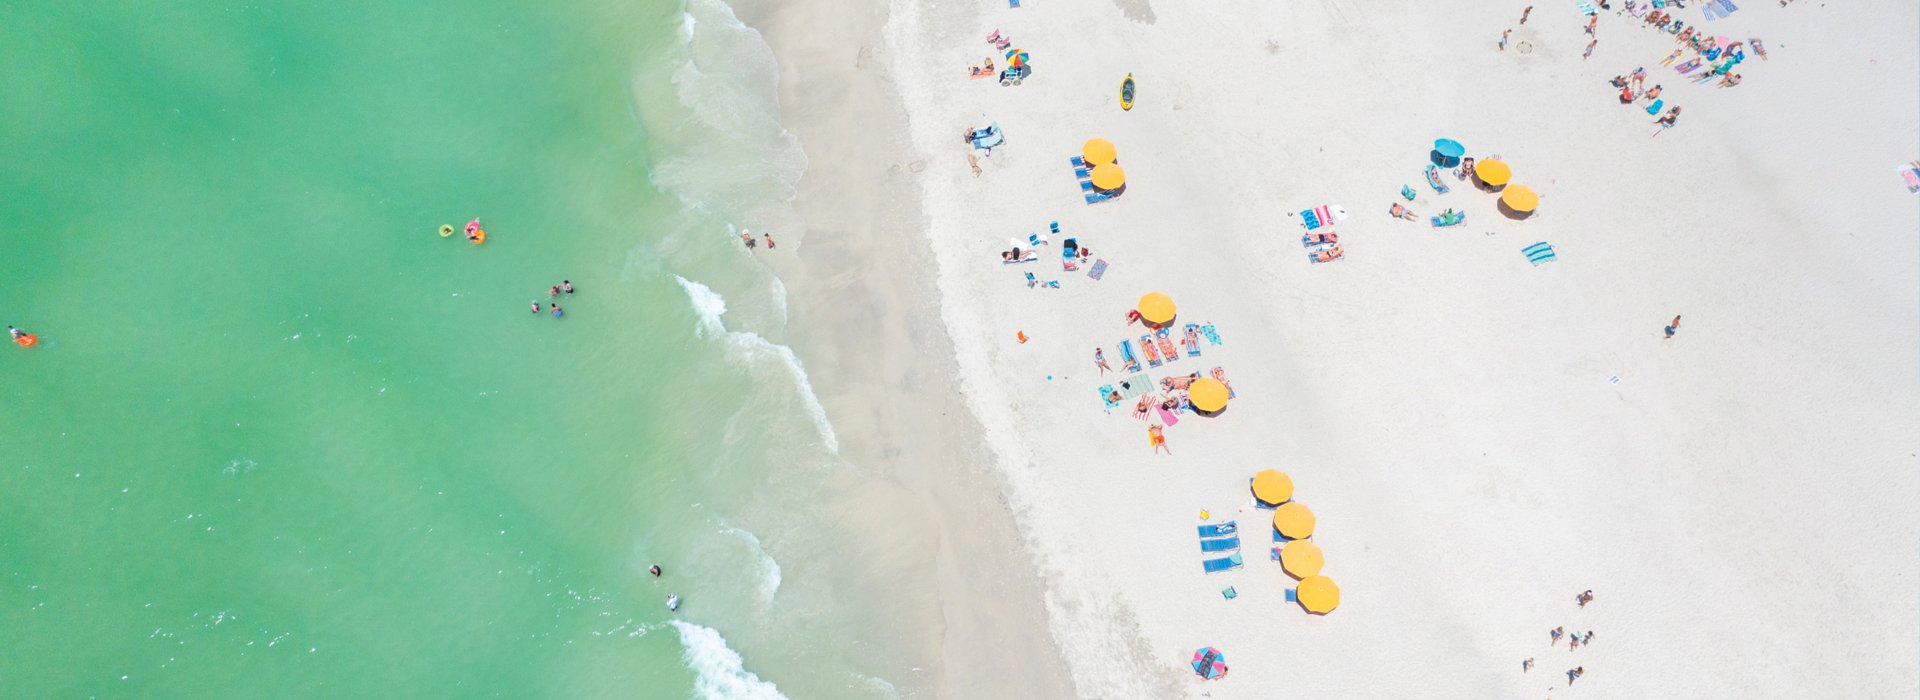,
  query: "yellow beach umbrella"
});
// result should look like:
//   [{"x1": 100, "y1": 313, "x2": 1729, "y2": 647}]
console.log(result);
[
  {"x1": 1280, "y1": 540, "x2": 1325, "y2": 579},
  {"x1": 1082, "y1": 138, "x2": 1117, "y2": 166},
  {"x1": 1296, "y1": 575, "x2": 1340, "y2": 614},
  {"x1": 1137, "y1": 292, "x2": 1176, "y2": 325},
  {"x1": 1272, "y1": 502, "x2": 1316, "y2": 539},
  {"x1": 1090, "y1": 163, "x2": 1126, "y2": 191},
  {"x1": 1250, "y1": 469, "x2": 1293, "y2": 506},
  {"x1": 1475, "y1": 159, "x2": 1512, "y2": 187},
  {"x1": 1189, "y1": 378, "x2": 1229, "y2": 413},
  {"x1": 1501, "y1": 184, "x2": 1539, "y2": 212}
]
